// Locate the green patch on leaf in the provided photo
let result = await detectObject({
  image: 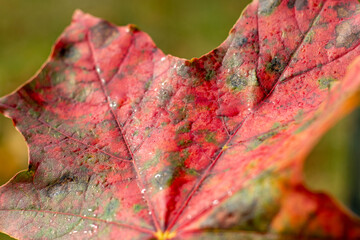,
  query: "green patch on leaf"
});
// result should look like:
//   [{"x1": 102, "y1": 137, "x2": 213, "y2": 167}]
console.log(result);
[
  {"x1": 259, "y1": 0, "x2": 281, "y2": 16},
  {"x1": 294, "y1": 109, "x2": 304, "y2": 122},
  {"x1": 205, "y1": 70, "x2": 216, "y2": 81},
  {"x1": 247, "y1": 130, "x2": 278, "y2": 151},
  {"x1": 201, "y1": 170, "x2": 281, "y2": 231},
  {"x1": 168, "y1": 150, "x2": 190, "y2": 168},
  {"x1": 176, "y1": 122, "x2": 191, "y2": 134},
  {"x1": 177, "y1": 138, "x2": 193, "y2": 147},
  {"x1": 102, "y1": 199, "x2": 120, "y2": 221},
  {"x1": 304, "y1": 30, "x2": 315, "y2": 44},
  {"x1": 227, "y1": 74, "x2": 247, "y2": 91},
  {"x1": 186, "y1": 168, "x2": 199, "y2": 176},
  {"x1": 144, "y1": 79, "x2": 152, "y2": 90},
  {"x1": 295, "y1": 116, "x2": 317, "y2": 134},
  {"x1": 142, "y1": 149, "x2": 162, "y2": 171},
  {"x1": 133, "y1": 204, "x2": 146, "y2": 214},
  {"x1": 205, "y1": 132, "x2": 217, "y2": 144},
  {"x1": 184, "y1": 94, "x2": 195, "y2": 103},
  {"x1": 318, "y1": 77, "x2": 337, "y2": 89}
]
